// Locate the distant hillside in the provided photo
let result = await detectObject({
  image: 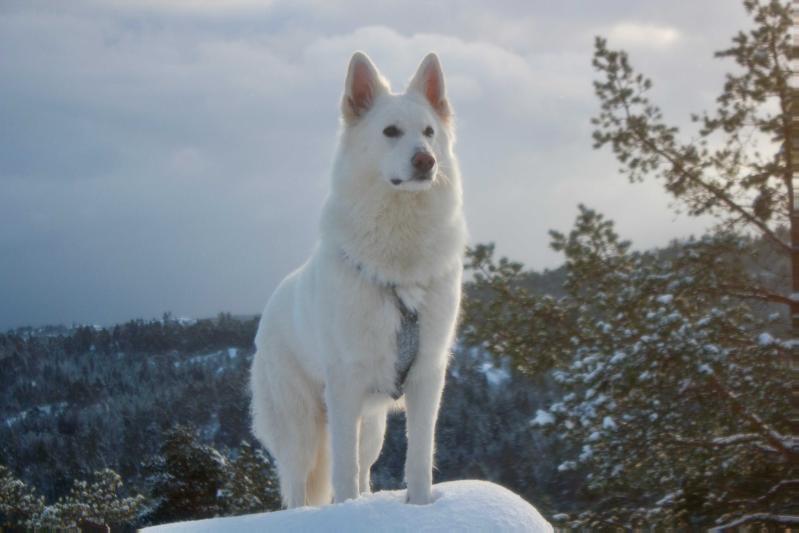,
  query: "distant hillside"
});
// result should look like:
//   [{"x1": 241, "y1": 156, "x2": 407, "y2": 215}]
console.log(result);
[
  {"x1": 0, "y1": 312, "x2": 573, "y2": 524},
  {"x1": 3, "y1": 233, "x2": 785, "y2": 526}
]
